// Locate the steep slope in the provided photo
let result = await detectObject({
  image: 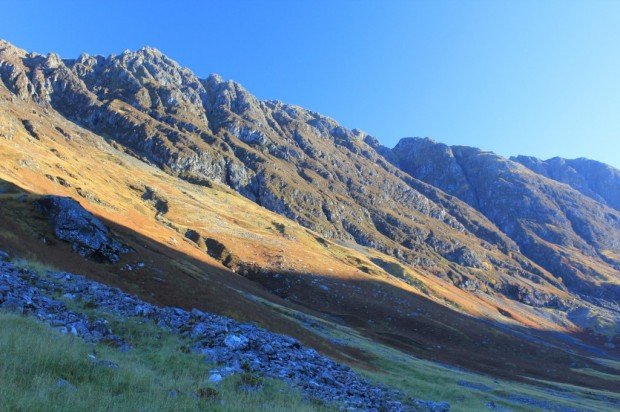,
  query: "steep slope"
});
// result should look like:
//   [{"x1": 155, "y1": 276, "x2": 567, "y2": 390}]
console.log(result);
[
  {"x1": 513, "y1": 155, "x2": 620, "y2": 212},
  {"x1": 0, "y1": 40, "x2": 618, "y2": 393},
  {"x1": 0, "y1": 39, "x2": 575, "y2": 311},
  {"x1": 0, "y1": 82, "x2": 594, "y2": 374},
  {"x1": 392, "y1": 138, "x2": 620, "y2": 302}
]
